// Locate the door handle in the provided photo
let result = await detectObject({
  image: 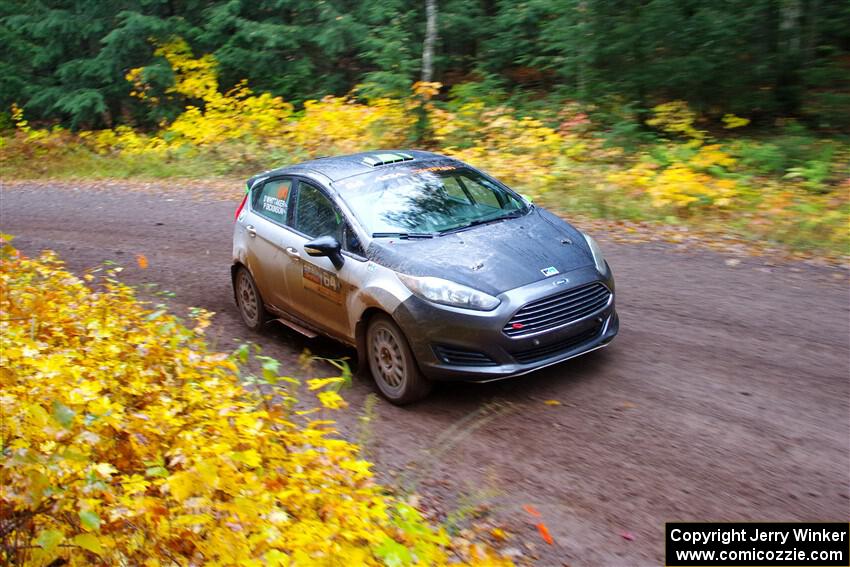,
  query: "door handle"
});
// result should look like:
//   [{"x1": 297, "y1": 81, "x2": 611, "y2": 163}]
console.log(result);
[
  {"x1": 284, "y1": 247, "x2": 301, "y2": 260},
  {"x1": 246, "y1": 225, "x2": 257, "y2": 238}
]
